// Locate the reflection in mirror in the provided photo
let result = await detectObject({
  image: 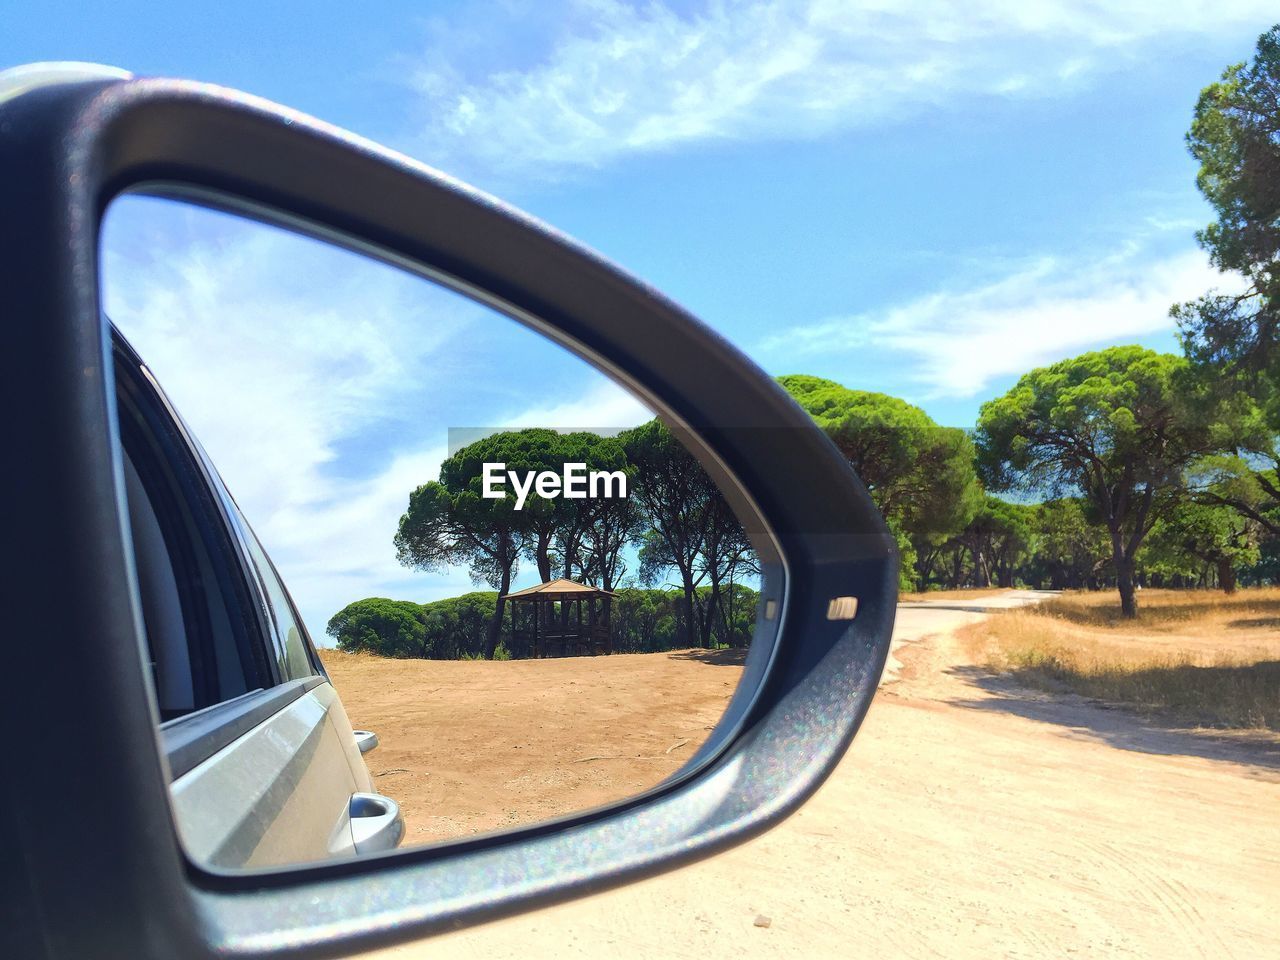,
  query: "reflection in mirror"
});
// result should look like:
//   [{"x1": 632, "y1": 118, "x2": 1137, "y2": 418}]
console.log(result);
[{"x1": 100, "y1": 195, "x2": 767, "y2": 869}]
